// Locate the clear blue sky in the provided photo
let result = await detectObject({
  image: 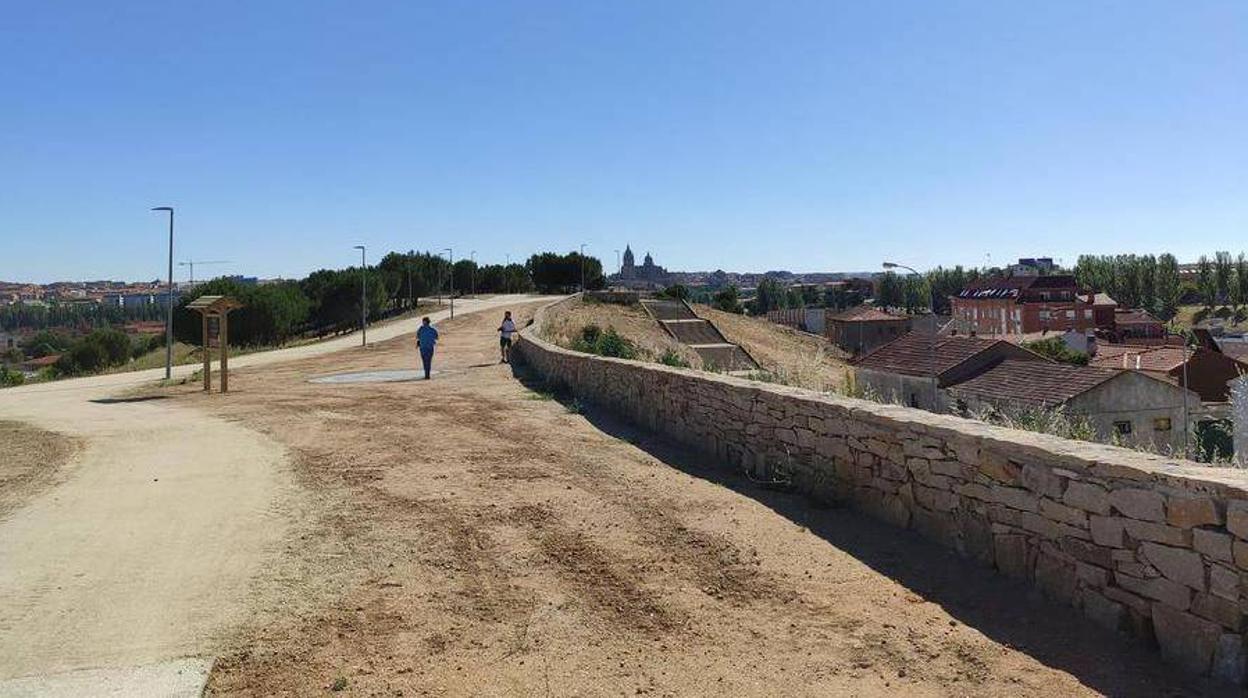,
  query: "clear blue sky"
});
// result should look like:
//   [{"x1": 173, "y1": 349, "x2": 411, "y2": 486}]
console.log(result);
[{"x1": 3, "y1": 1, "x2": 1245, "y2": 283}]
